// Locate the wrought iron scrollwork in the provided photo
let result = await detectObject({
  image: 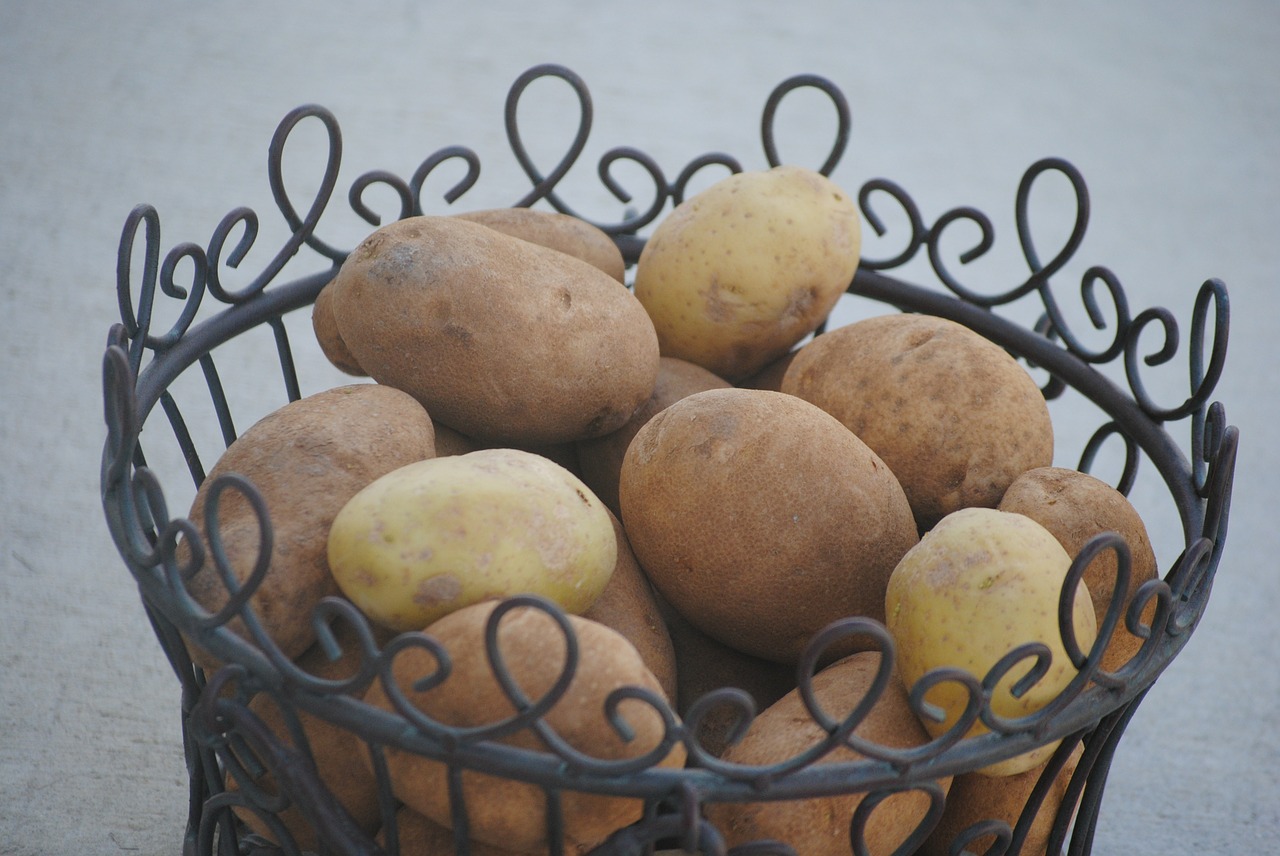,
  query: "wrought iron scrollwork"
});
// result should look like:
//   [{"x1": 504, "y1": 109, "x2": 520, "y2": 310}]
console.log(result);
[{"x1": 99, "y1": 63, "x2": 1240, "y2": 856}]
